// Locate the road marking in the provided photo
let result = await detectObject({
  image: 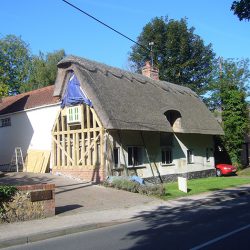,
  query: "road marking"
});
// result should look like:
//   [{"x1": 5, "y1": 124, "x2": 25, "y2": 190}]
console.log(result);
[{"x1": 190, "y1": 224, "x2": 250, "y2": 250}]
